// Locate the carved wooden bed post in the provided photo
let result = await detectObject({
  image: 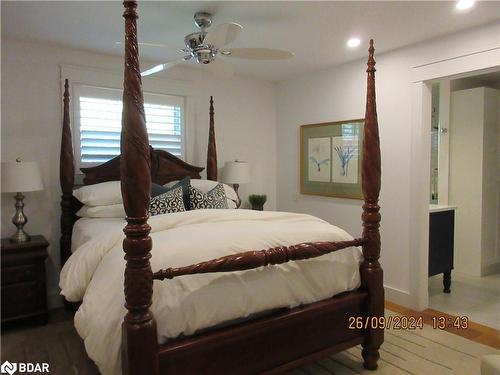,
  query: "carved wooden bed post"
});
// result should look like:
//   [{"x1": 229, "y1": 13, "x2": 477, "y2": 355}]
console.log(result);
[
  {"x1": 206, "y1": 96, "x2": 217, "y2": 180},
  {"x1": 360, "y1": 39, "x2": 384, "y2": 370},
  {"x1": 120, "y1": 1, "x2": 159, "y2": 374},
  {"x1": 60, "y1": 79, "x2": 74, "y2": 267}
]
